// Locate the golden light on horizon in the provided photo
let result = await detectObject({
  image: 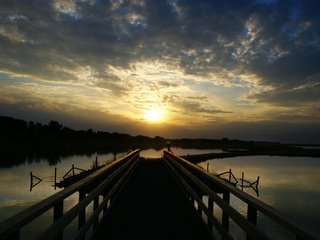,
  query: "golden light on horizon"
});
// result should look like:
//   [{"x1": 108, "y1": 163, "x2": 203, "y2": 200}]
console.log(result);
[{"x1": 143, "y1": 109, "x2": 162, "y2": 122}]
